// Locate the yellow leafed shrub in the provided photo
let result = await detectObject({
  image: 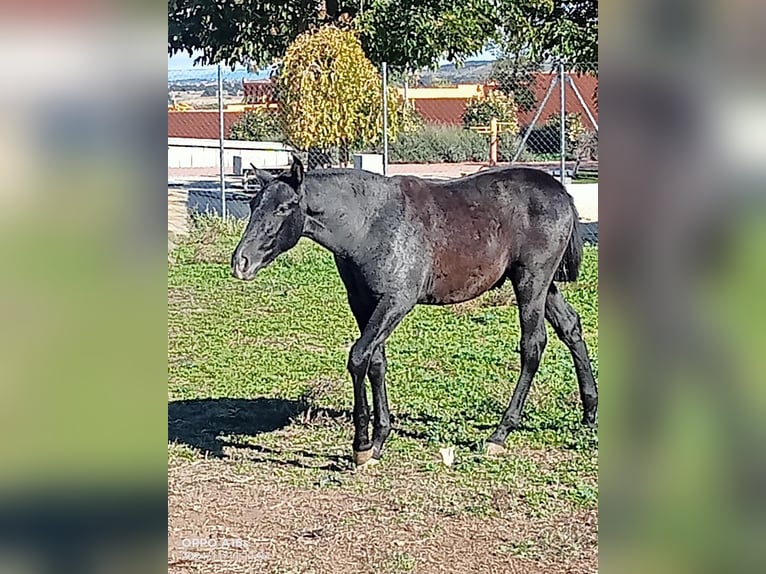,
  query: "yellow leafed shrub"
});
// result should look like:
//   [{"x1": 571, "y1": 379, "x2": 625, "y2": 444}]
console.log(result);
[{"x1": 278, "y1": 26, "x2": 403, "y2": 151}]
